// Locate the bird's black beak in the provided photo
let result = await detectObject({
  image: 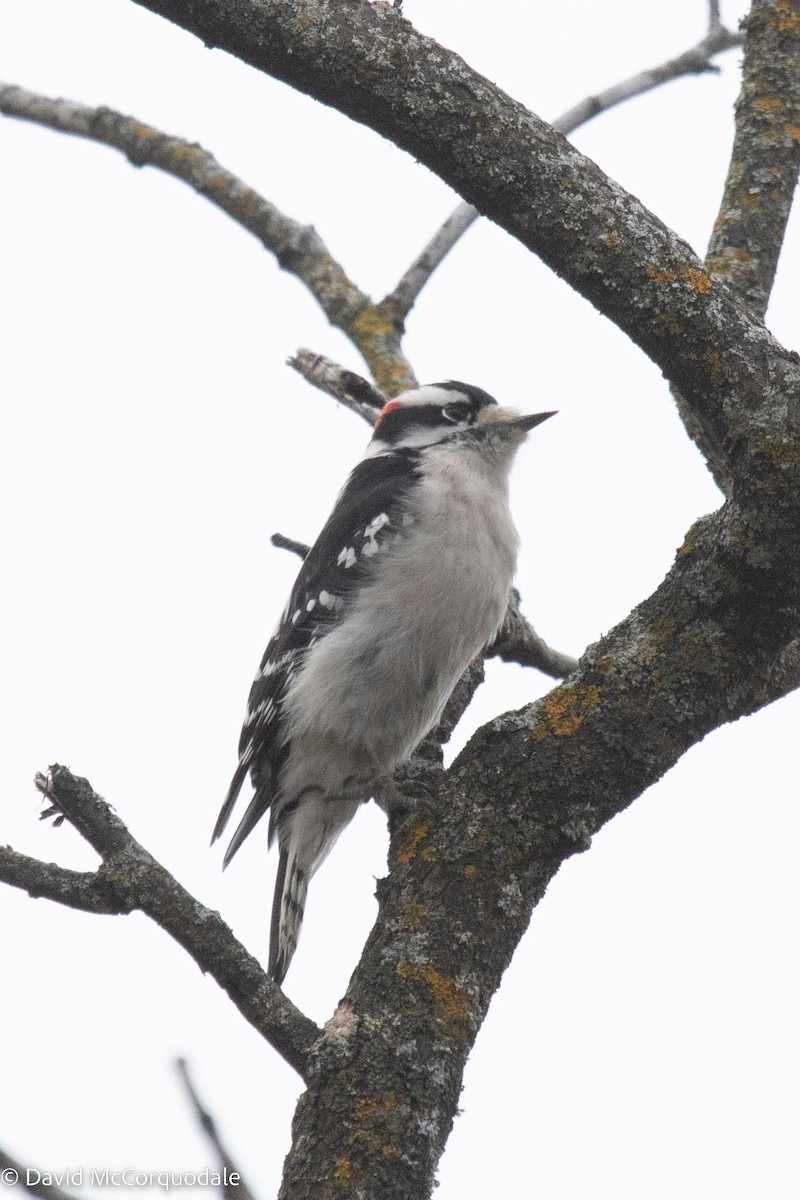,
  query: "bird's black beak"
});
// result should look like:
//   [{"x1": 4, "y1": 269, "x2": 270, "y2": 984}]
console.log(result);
[{"x1": 513, "y1": 410, "x2": 557, "y2": 432}]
